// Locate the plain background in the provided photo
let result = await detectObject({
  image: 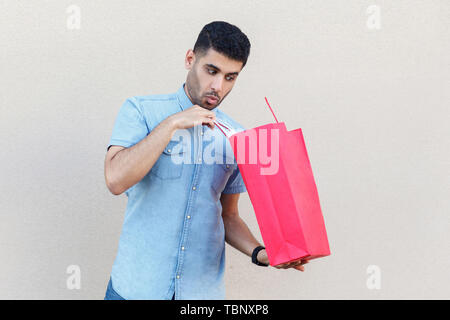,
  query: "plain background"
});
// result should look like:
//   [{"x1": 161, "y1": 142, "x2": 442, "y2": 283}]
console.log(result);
[{"x1": 0, "y1": 0, "x2": 449, "y2": 299}]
